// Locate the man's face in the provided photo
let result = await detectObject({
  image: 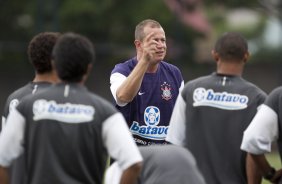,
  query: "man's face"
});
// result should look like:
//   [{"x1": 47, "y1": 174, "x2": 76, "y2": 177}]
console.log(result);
[{"x1": 141, "y1": 26, "x2": 167, "y2": 62}]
